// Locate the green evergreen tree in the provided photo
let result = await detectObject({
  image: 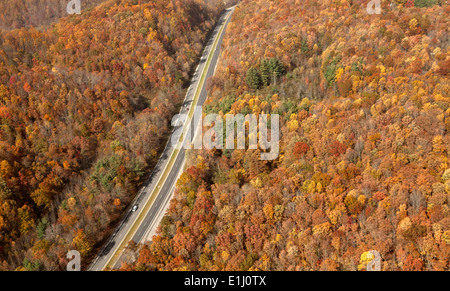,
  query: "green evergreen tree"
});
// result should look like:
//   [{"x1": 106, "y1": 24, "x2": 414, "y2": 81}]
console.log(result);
[
  {"x1": 268, "y1": 58, "x2": 286, "y2": 85},
  {"x1": 414, "y1": 0, "x2": 437, "y2": 7},
  {"x1": 259, "y1": 59, "x2": 271, "y2": 86},
  {"x1": 246, "y1": 67, "x2": 262, "y2": 90}
]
